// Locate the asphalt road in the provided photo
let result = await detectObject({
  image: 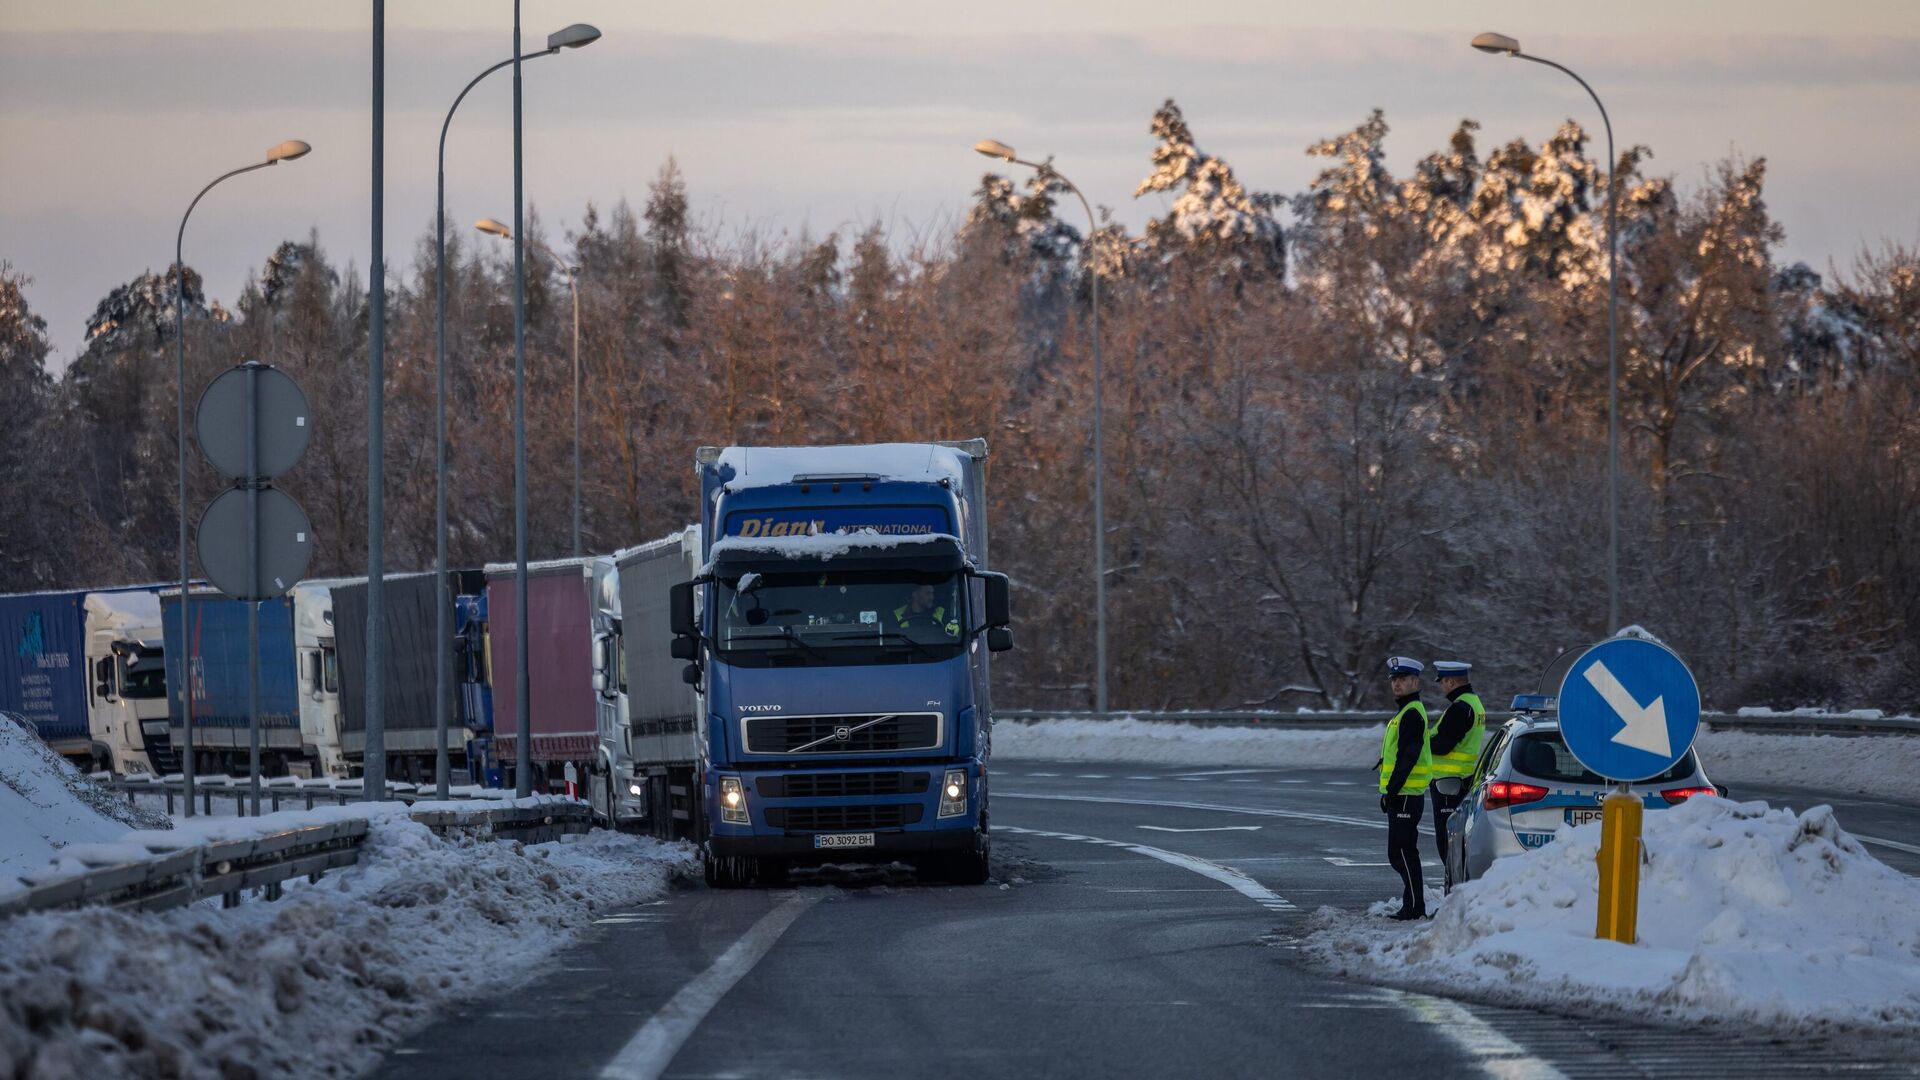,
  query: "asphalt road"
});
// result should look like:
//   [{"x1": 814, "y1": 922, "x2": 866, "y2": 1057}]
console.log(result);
[{"x1": 374, "y1": 763, "x2": 1920, "y2": 1079}]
